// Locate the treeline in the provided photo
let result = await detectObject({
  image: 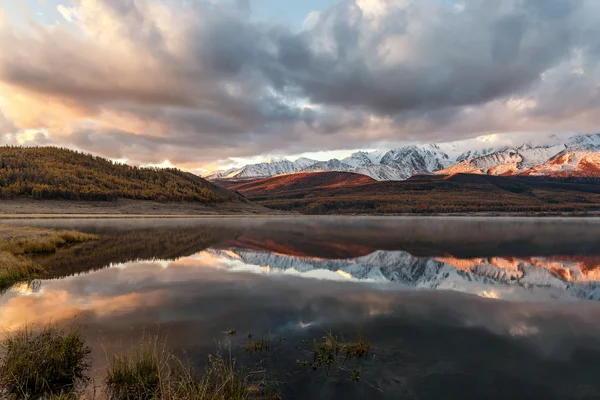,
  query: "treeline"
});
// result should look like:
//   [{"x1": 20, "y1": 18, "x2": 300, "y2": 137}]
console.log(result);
[{"x1": 0, "y1": 146, "x2": 227, "y2": 203}]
